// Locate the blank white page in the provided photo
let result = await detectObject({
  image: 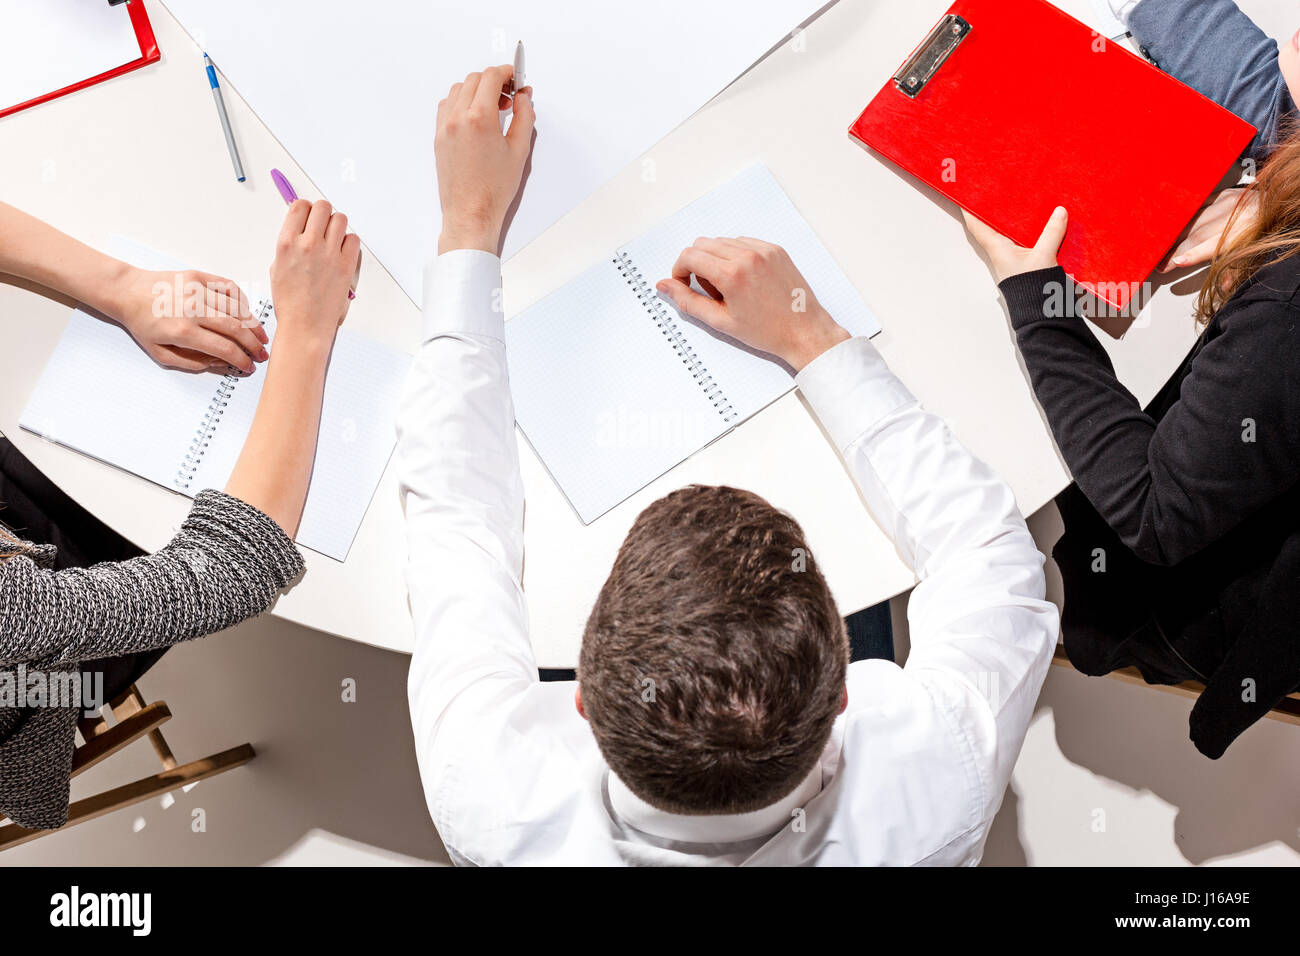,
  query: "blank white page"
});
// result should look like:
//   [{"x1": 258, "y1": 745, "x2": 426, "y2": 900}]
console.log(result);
[
  {"x1": 505, "y1": 261, "x2": 720, "y2": 523},
  {"x1": 21, "y1": 307, "x2": 216, "y2": 490},
  {"x1": 0, "y1": 0, "x2": 142, "y2": 111},
  {"x1": 160, "y1": 0, "x2": 826, "y2": 301},
  {"x1": 621, "y1": 164, "x2": 882, "y2": 423}
]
